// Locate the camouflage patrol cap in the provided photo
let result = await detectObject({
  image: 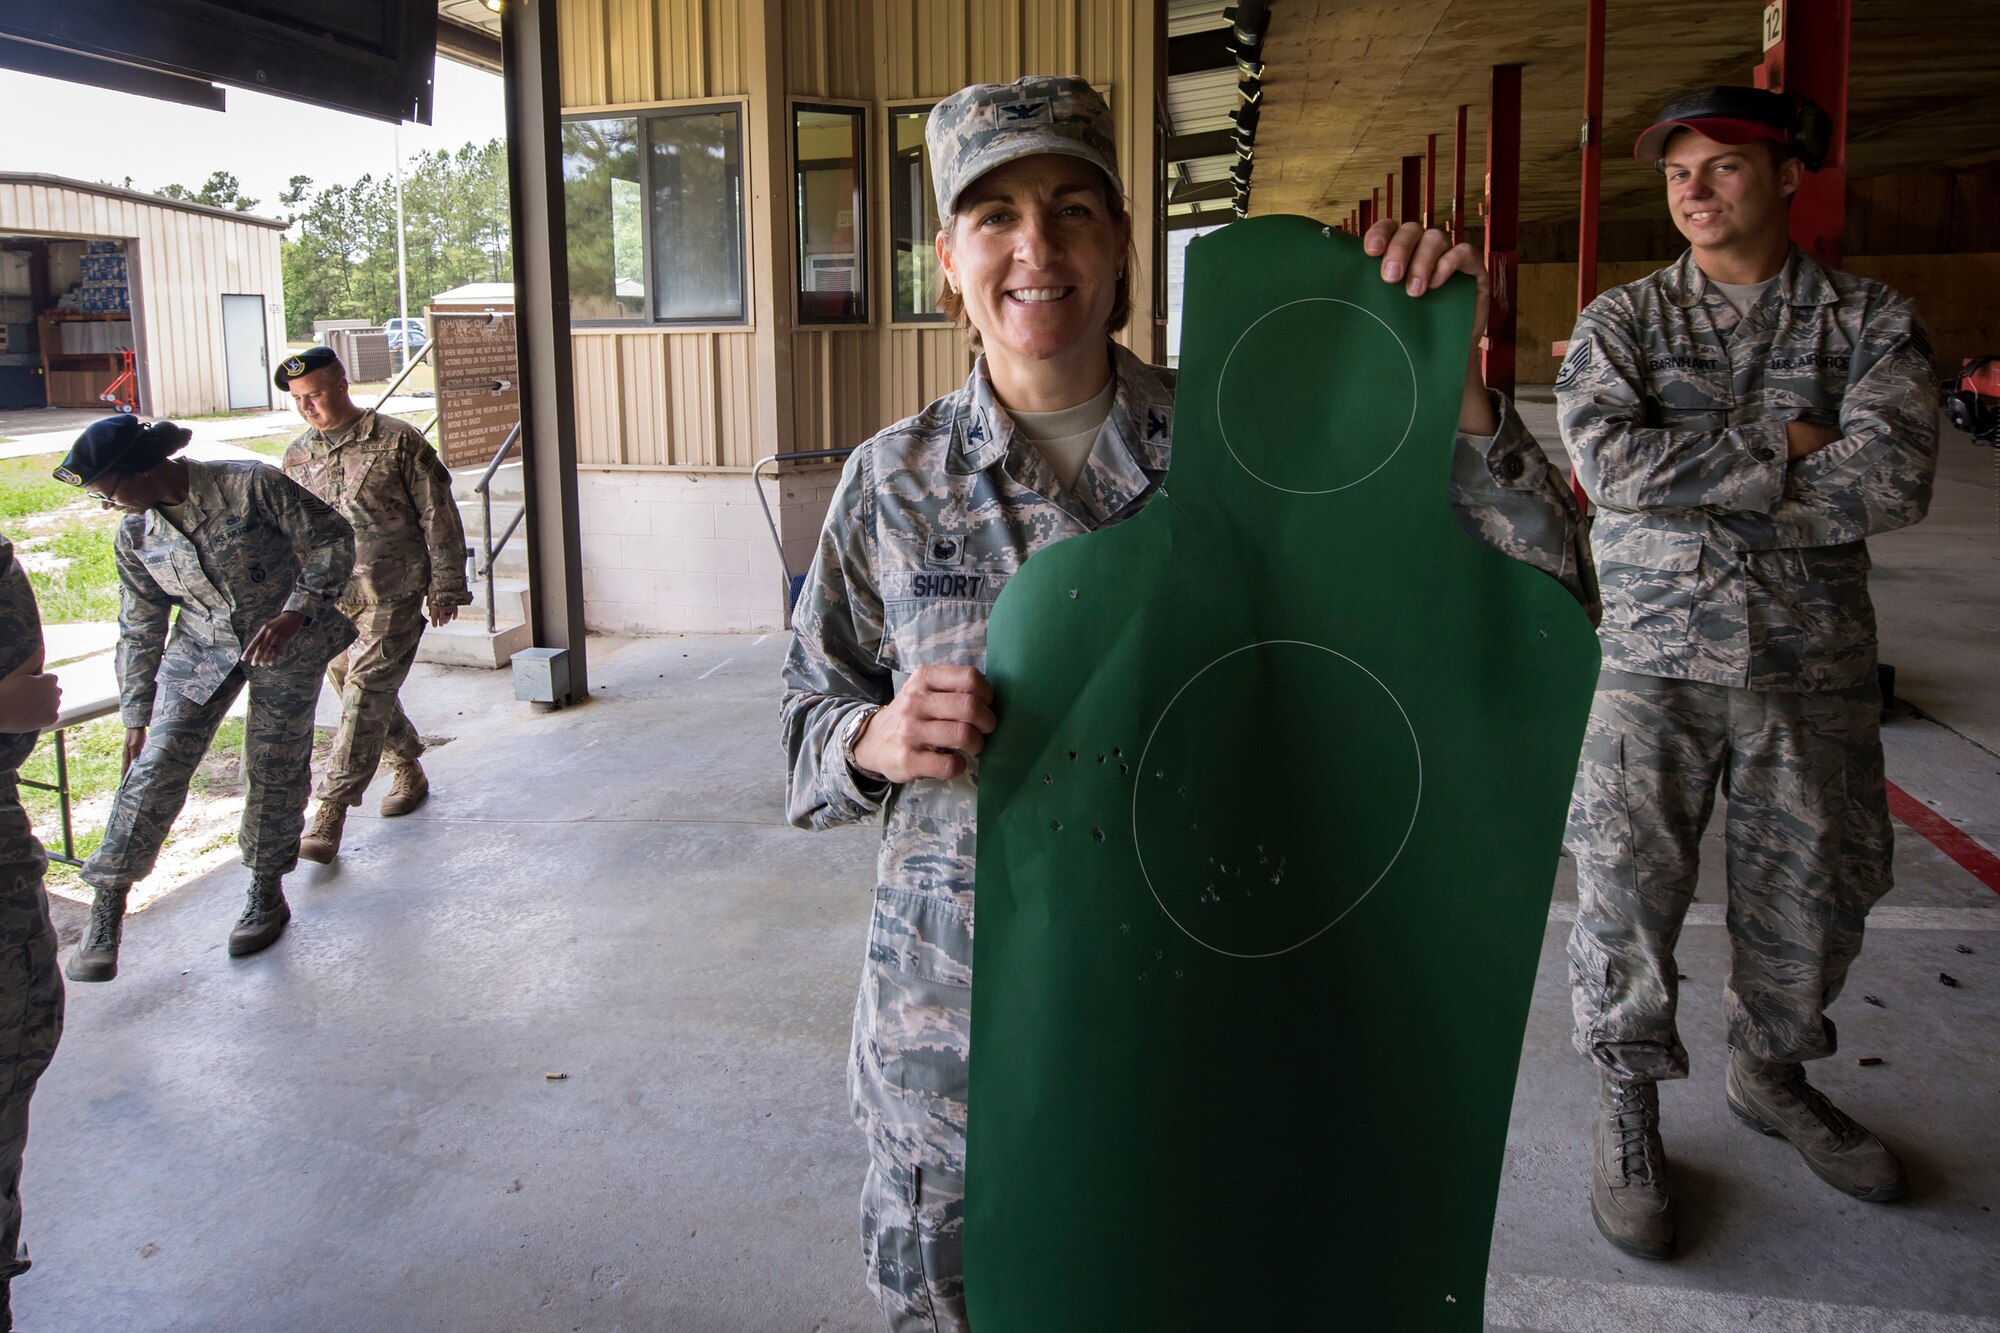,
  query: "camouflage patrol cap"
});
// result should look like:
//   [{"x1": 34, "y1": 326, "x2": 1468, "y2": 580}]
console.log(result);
[{"x1": 925, "y1": 76, "x2": 1123, "y2": 219}]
